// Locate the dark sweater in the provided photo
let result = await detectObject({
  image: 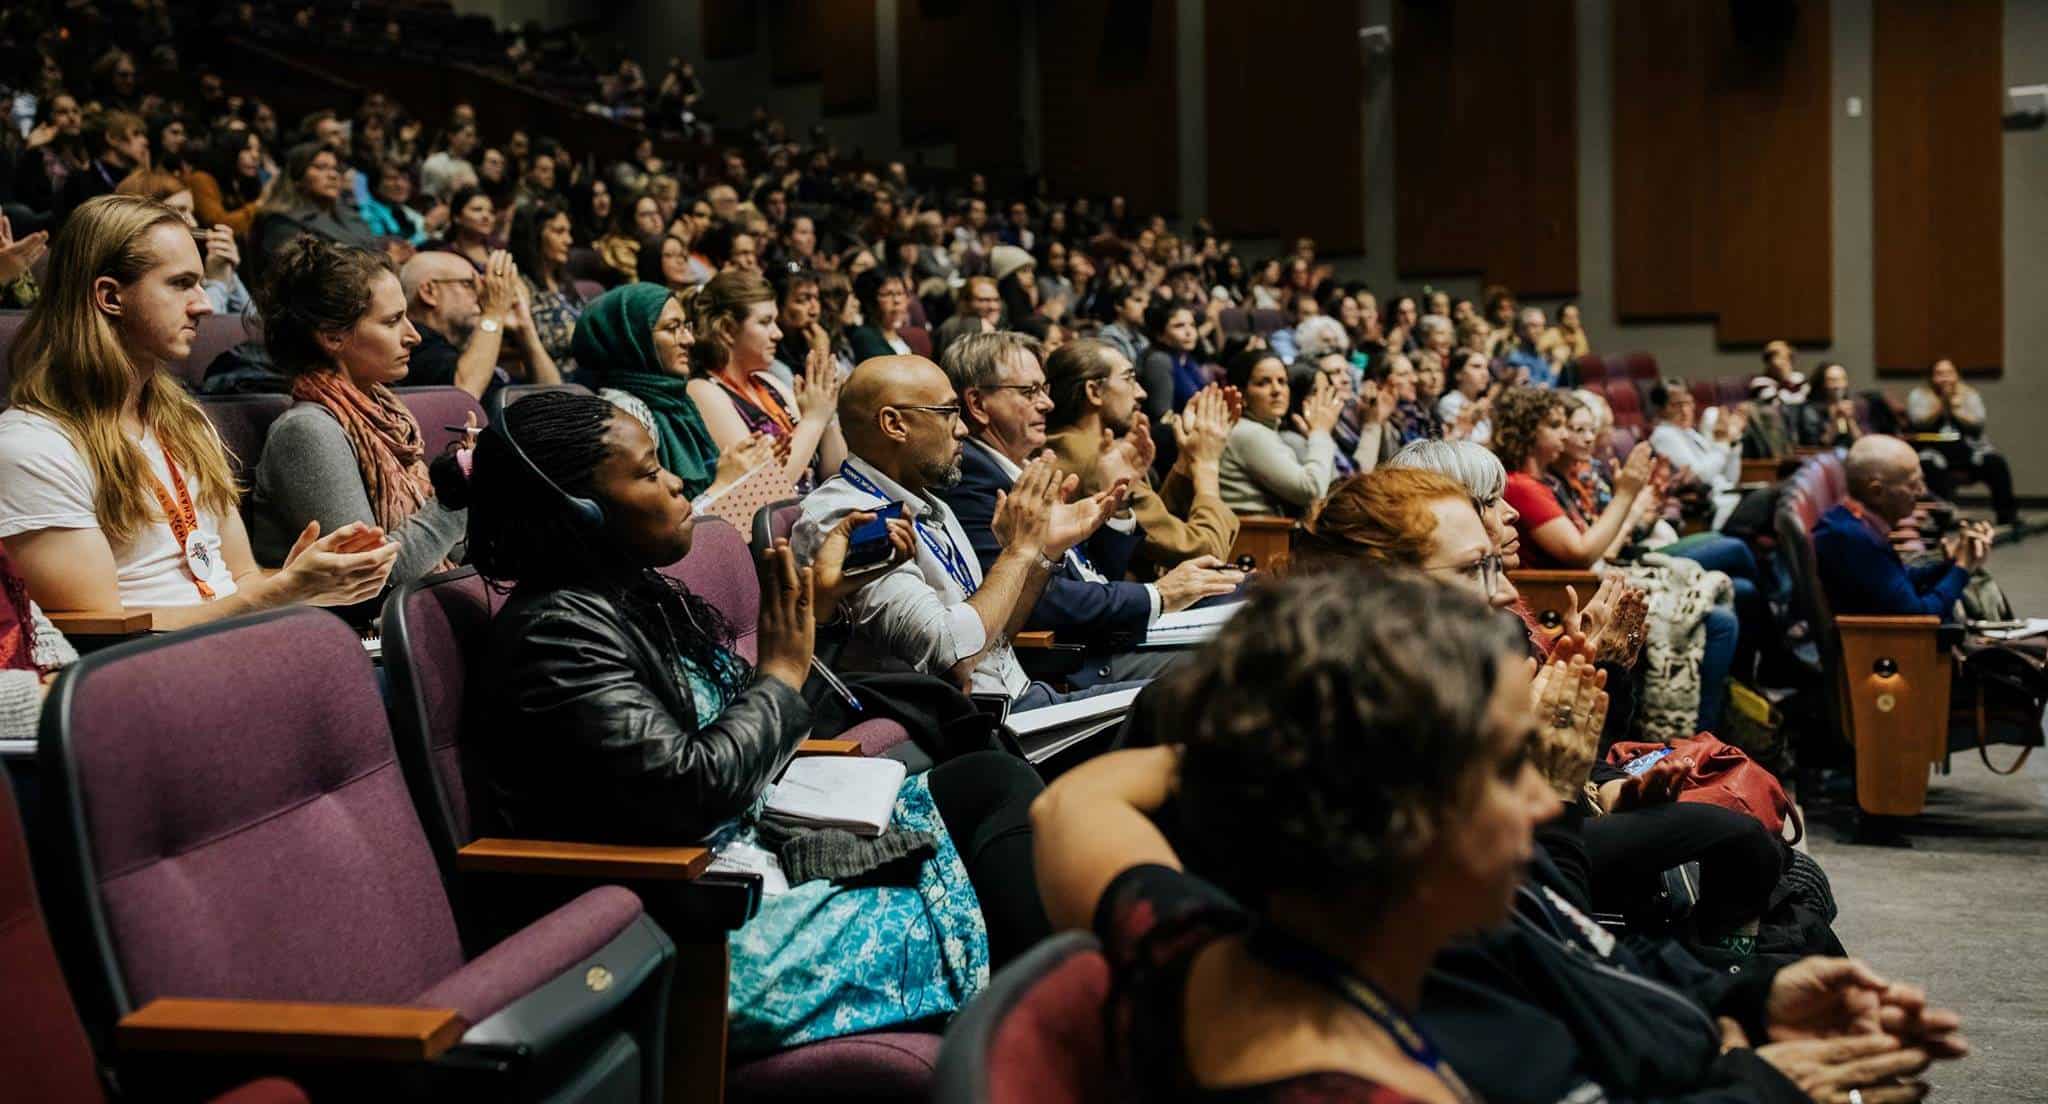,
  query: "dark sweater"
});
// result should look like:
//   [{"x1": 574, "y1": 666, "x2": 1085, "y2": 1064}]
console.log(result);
[{"x1": 1812, "y1": 503, "x2": 1968, "y2": 618}]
